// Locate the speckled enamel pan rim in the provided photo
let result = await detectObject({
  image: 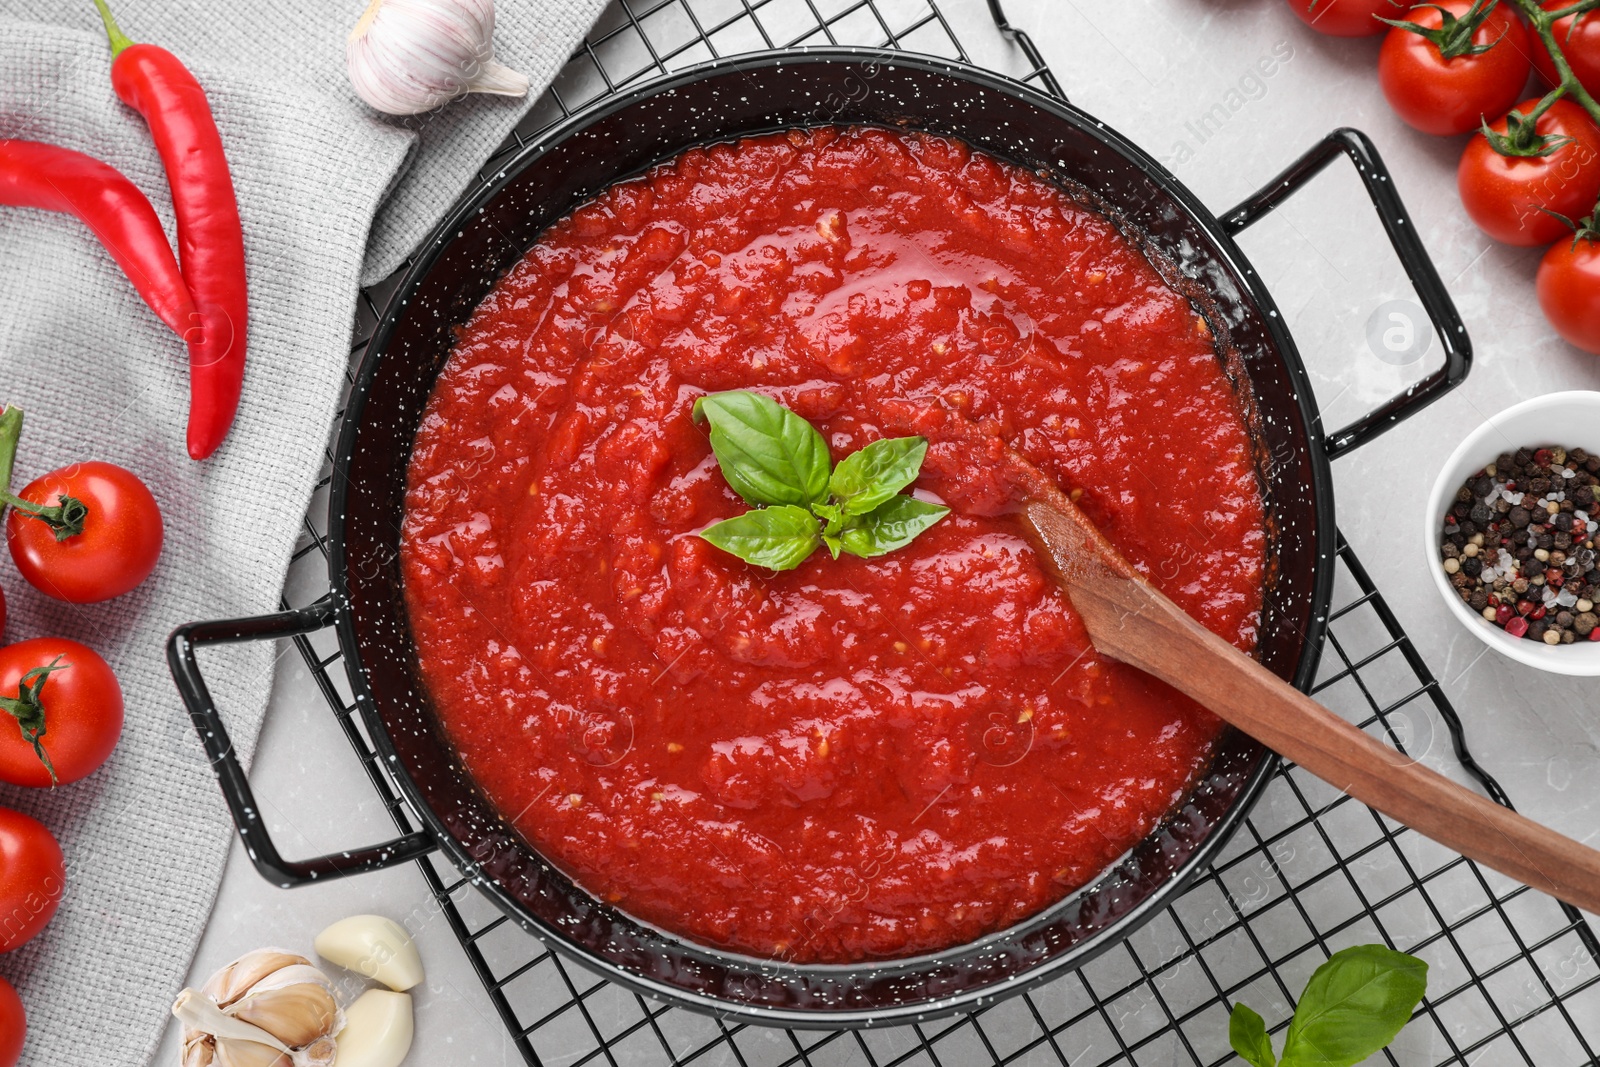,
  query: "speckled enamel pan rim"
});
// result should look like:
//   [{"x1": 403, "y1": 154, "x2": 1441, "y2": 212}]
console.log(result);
[
  {"x1": 330, "y1": 47, "x2": 1339, "y2": 1025},
  {"x1": 1425, "y1": 390, "x2": 1600, "y2": 677}
]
